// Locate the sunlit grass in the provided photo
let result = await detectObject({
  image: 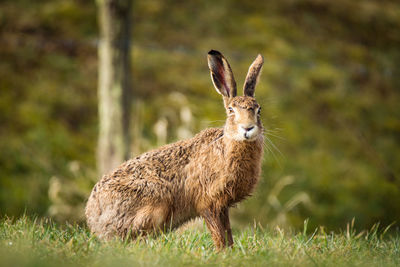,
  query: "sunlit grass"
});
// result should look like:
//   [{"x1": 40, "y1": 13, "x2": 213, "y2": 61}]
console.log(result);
[{"x1": 0, "y1": 216, "x2": 399, "y2": 267}]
